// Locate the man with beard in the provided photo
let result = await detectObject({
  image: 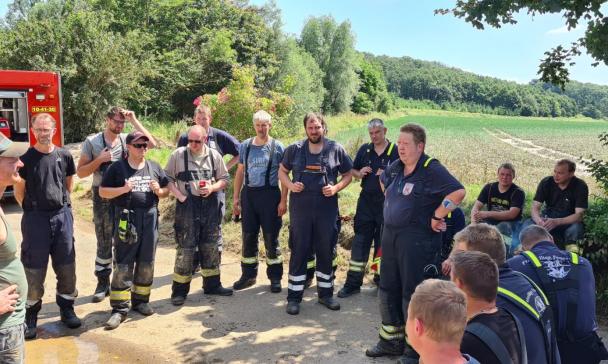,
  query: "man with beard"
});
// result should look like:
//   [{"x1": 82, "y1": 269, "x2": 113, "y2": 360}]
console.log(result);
[
  {"x1": 99, "y1": 131, "x2": 169, "y2": 329},
  {"x1": 232, "y1": 110, "x2": 287, "y2": 293},
  {"x1": 14, "y1": 113, "x2": 81, "y2": 340},
  {"x1": 278, "y1": 113, "x2": 352, "y2": 315},
  {"x1": 0, "y1": 133, "x2": 29, "y2": 362},
  {"x1": 77, "y1": 107, "x2": 156, "y2": 302}
]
